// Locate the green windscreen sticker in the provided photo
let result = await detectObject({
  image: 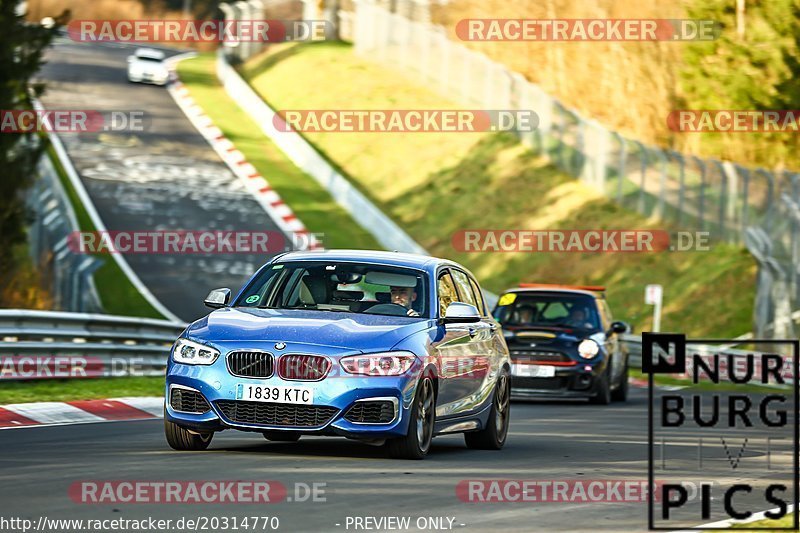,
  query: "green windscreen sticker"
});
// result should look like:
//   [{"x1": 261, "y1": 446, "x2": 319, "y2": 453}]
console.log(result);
[{"x1": 245, "y1": 295, "x2": 260, "y2": 304}]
